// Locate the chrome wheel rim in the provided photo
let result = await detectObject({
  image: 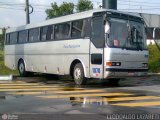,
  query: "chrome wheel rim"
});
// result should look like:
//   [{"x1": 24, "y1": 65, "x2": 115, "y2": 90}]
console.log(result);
[
  {"x1": 74, "y1": 68, "x2": 81, "y2": 80},
  {"x1": 19, "y1": 63, "x2": 24, "y2": 73}
]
